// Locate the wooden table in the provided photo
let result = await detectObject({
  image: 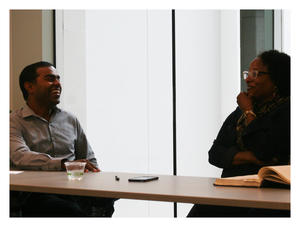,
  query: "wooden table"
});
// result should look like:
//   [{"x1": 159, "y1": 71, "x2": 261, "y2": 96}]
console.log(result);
[{"x1": 10, "y1": 171, "x2": 290, "y2": 210}]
